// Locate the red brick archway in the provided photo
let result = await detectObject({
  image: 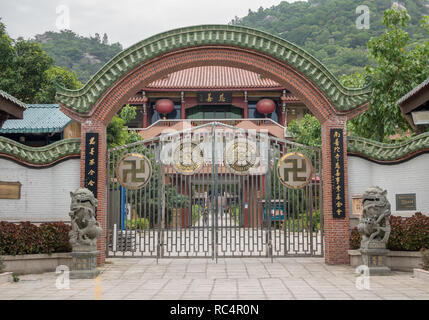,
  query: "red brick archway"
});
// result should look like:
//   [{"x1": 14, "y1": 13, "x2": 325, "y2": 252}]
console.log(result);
[{"x1": 61, "y1": 45, "x2": 367, "y2": 266}]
